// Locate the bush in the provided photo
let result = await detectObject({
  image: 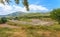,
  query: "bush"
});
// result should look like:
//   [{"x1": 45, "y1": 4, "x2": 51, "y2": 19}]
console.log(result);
[
  {"x1": 50, "y1": 8, "x2": 60, "y2": 24},
  {"x1": 0, "y1": 17, "x2": 7, "y2": 24}
]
